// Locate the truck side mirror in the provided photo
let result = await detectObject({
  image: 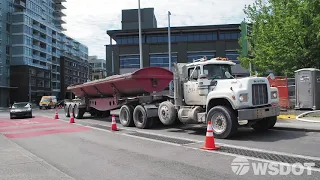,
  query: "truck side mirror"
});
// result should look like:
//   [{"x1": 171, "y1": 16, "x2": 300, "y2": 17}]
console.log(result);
[
  {"x1": 225, "y1": 72, "x2": 232, "y2": 78},
  {"x1": 268, "y1": 73, "x2": 275, "y2": 80},
  {"x1": 191, "y1": 72, "x2": 198, "y2": 80}
]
